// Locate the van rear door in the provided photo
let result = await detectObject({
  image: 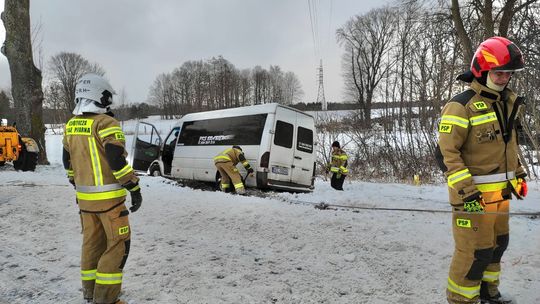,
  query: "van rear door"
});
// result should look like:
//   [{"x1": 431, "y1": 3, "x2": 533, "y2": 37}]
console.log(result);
[
  {"x1": 291, "y1": 114, "x2": 315, "y2": 186},
  {"x1": 129, "y1": 121, "x2": 162, "y2": 172},
  {"x1": 268, "y1": 107, "x2": 296, "y2": 183}
]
